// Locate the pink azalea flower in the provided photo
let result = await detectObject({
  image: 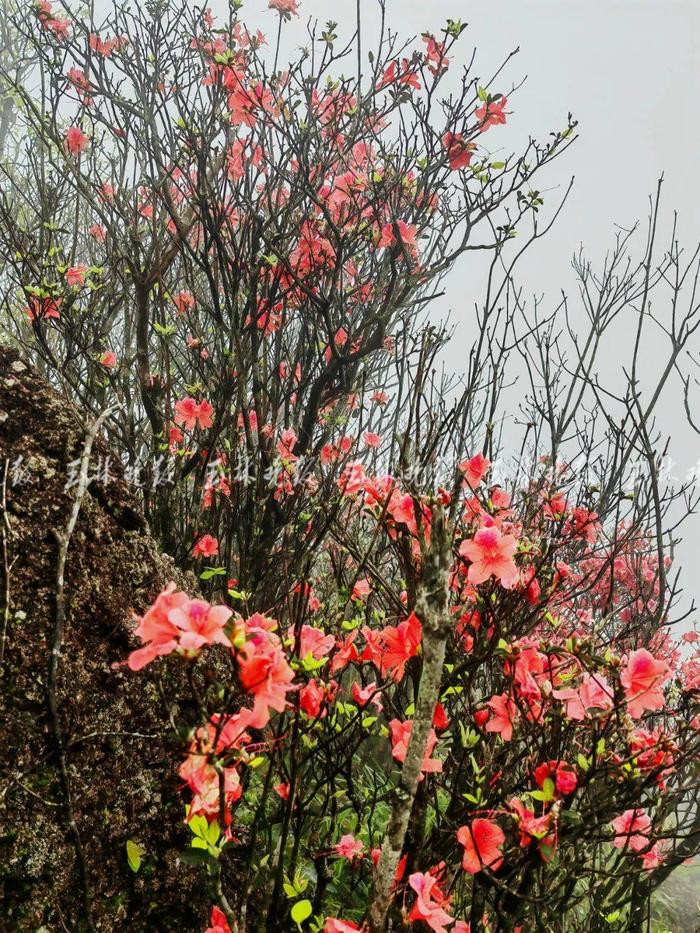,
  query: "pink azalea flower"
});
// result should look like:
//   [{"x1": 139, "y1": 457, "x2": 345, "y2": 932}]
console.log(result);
[
  {"x1": 475, "y1": 97, "x2": 508, "y2": 130},
  {"x1": 443, "y1": 132, "x2": 475, "y2": 171},
  {"x1": 237, "y1": 639, "x2": 295, "y2": 727},
  {"x1": 299, "y1": 679, "x2": 326, "y2": 718},
  {"x1": 351, "y1": 578, "x2": 372, "y2": 602},
  {"x1": 423, "y1": 33, "x2": 451, "y2": 76},
  {"x1": 174, "y1": 396, "x2": 215, "y2": 431},
  {"x1": 485, "y1": 693, "x2": 517, "y2": 742},
  {"x1": 377, "y1": 611, "x2": 422, "y2": 682},
  {"x1": 89, "y1": 33, "x2": 123, "y2": 57},
  {"x1": 334, "y1": 833, "x2": 364, "y2": 860},
  {"x1": 534, "y1": 760, "x2": 578, "y2": 796},
  {"x1": 641, "y1": 842, "x2": 664, "y2": 870},
  {"x1": 169, "y1": 426, "x2": 184, "y2": 448},
  {"x1": 338, "y1": 461, "x2": 368, "y2": 495},
  {"x1": 173, "y1": 290, "x2": 195, "y2": 314},
  {"x1": 64, "y1": 125, "x2": 89, "y2": 155},
  {"x1": 192, "y1": 534, "x2": 219, "y2": 559},
  {"x1": 363, "y1": 431, "x2": 381, "y2": 449},
  {"x1": 99, "y1": 351, "x2": 118, "y2": 369},
  {"x1": 509, "y1": 797, "x2": 557, "y2": 861},
  {"x1": 65, "y1": 264, "x2": 88, "y2": 287},
  {"x1": 612, "y1": 808, "x2": 652, "y2": 853},
  {"x1": 127, "y1": 584, "x2": 231, "y2": 669},
  {"x1": 432, "y1": 702, "x2": 449, "y2": 731},
  {"x1": 179, "y1": 715, "x2": 250, "y2": 818},
  {"x1": 351, "y1": 681, "x2": 383, "y2": 712},
  {"x1": 168, "y1": 598, "x2": 232, "y2": 652},
  {"x1": 456, "y1": 819, "x2": 505, "y2": 874},
  {"x1": 459, "y1": 525, "x2": 519, "y2": 588},
  {"x1": 25, "y1": 296, "x2": 61, "y2": 321},
  {"x1": 580, "y1": 671, "x2": 615, "y2": 712},
  {"x1": 205, "y1": 905, "x2": 231, "y2": 933},
  {"x1": 554, "y1": 671, "x2": 614, "y2": 721},
  {"x1": 389, "y1": 719, "x2": 442, "y2": 774},
  {"x1": 37, "y1": 1, "x2": 70, "y2": 40},
  {"x1": 621, "y1": 649, "x2": 671, "y2": 718},
  {"x1": 268, "y1": 0, "x2": 299, "y2": 14},
  {"x1": 324, "y1": 921, "x2": 360, "y2": 933},
  {"x1": 408, "y1": 871, "x2": 454, "y2": 933},
  {"x1": 459, "y1": 453, "x2": 491, "y2": 488},
  {"x1": 378, "y1": 220, "x2": 417, "y2": 250},
  {"x1": 127, "y1": 582, "x2": 184, "y2": 670},
  {"x1": 299, "y1": 624, "x2": 335, "y2": 659}
]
